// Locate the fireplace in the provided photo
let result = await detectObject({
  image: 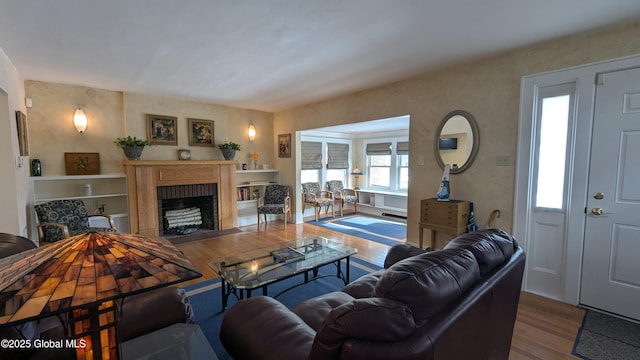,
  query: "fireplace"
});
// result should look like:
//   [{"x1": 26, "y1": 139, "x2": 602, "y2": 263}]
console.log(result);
[
  {"x1": 157, "y1": 183, "x2": 218, "y2": 236},
  {"x1": 123, "y1": 161, "x2": 238, "y2": 237}
]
